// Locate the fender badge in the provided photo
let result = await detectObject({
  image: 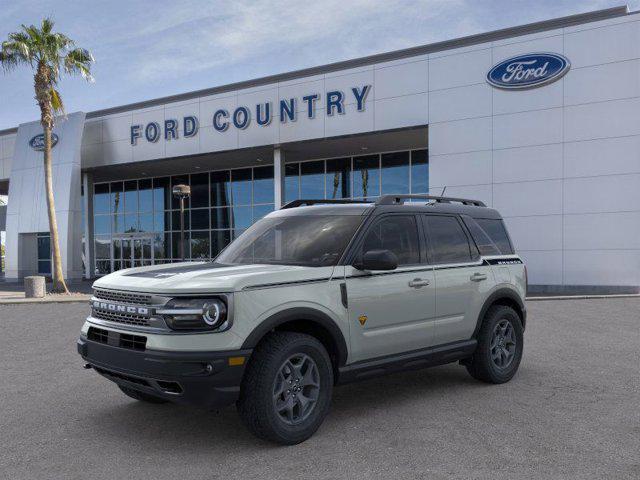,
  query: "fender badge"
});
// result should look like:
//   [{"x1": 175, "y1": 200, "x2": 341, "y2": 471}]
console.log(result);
[{"x1": 358, "y1": 315, "x2": 367, "y2": 326}]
